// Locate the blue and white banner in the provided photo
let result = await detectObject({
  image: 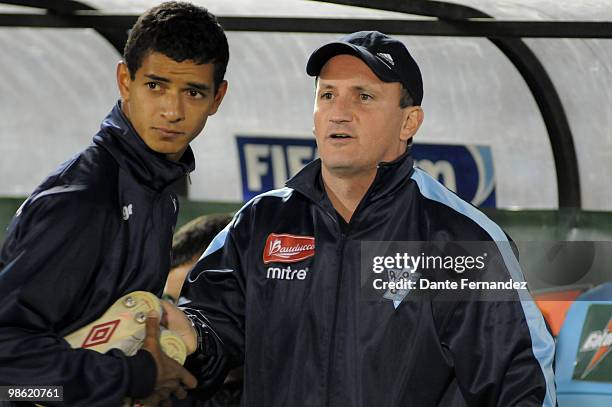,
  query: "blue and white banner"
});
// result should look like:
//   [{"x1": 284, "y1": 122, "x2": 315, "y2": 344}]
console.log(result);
[
  {"x1": 236, "y1": 136, "x2": 496, "y2": 207},
  {"x1": 236, "y1": 136, "x2": 318, "y2": 201},
  {"x1": 412, "y1": 143, "x2": 496, "y2": 207}
]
